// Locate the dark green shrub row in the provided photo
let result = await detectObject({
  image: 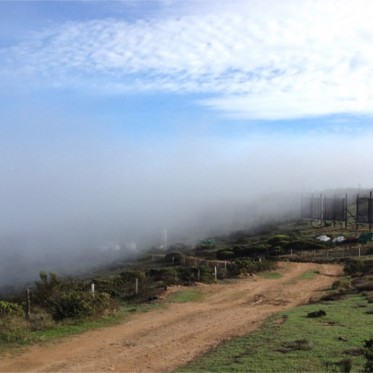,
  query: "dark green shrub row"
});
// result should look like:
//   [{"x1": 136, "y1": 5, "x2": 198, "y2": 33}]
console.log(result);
[
  {"x1": 51, "y1": 291, "x2": 115, "y2": 321},
  {"x1": 33, "y1": 273, "x2": 117, "y2": 321},
  {"x1": 0, "y1": 301, "x2": 23, "y2": 317},
  {"x1": 227, "y1": 258, "x2": 277, "y2": 277},
  {"x1": 344, "y1": 259, "x2": 373, "y2": 276}
]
